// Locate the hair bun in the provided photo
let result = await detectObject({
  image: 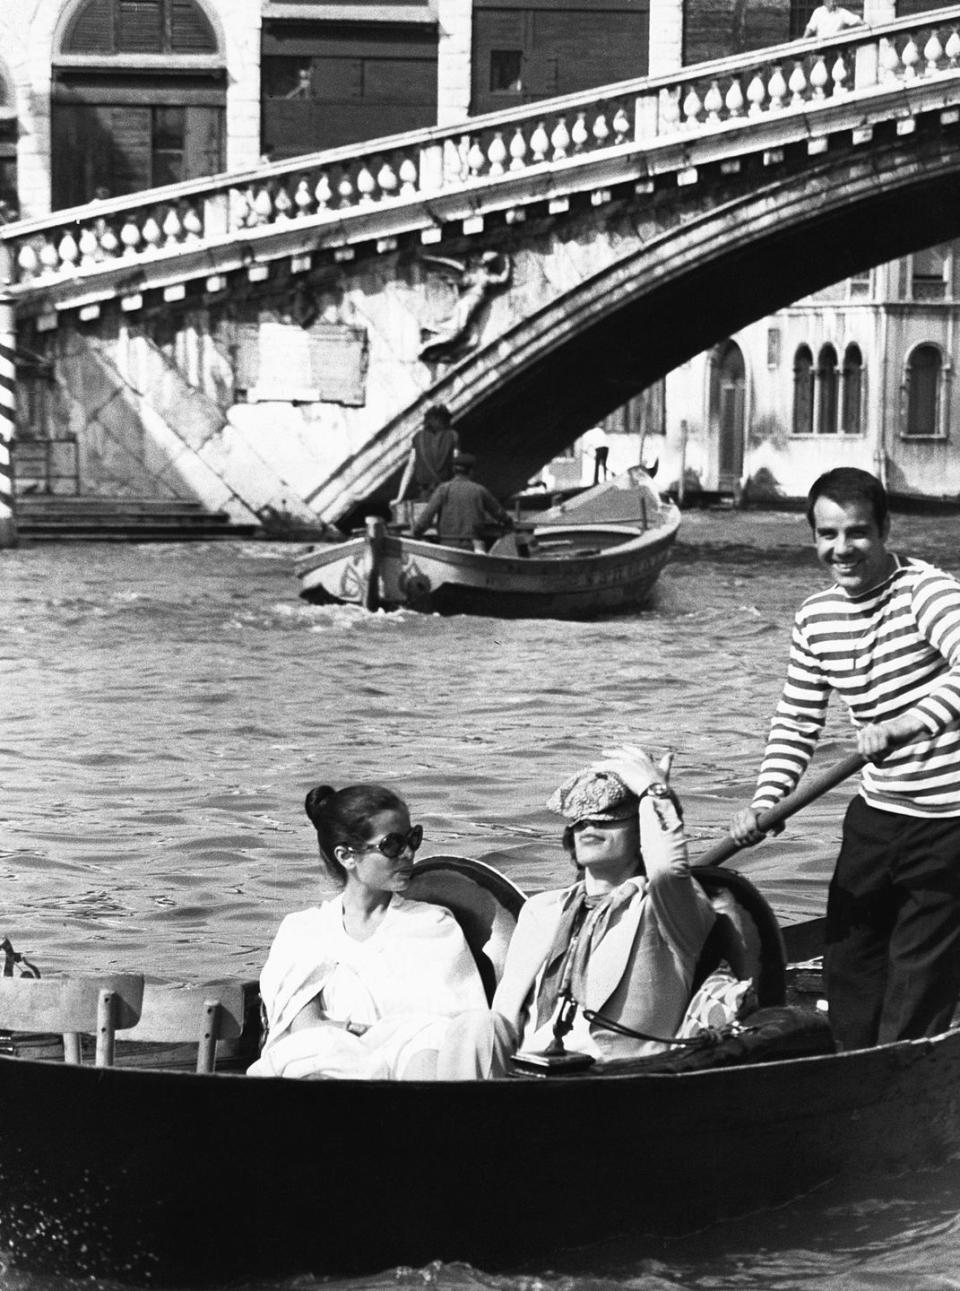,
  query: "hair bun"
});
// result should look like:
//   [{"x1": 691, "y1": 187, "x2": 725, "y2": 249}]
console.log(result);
[{"x1": 304, "y1": 784, "x2": 336, "y2": 827}]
